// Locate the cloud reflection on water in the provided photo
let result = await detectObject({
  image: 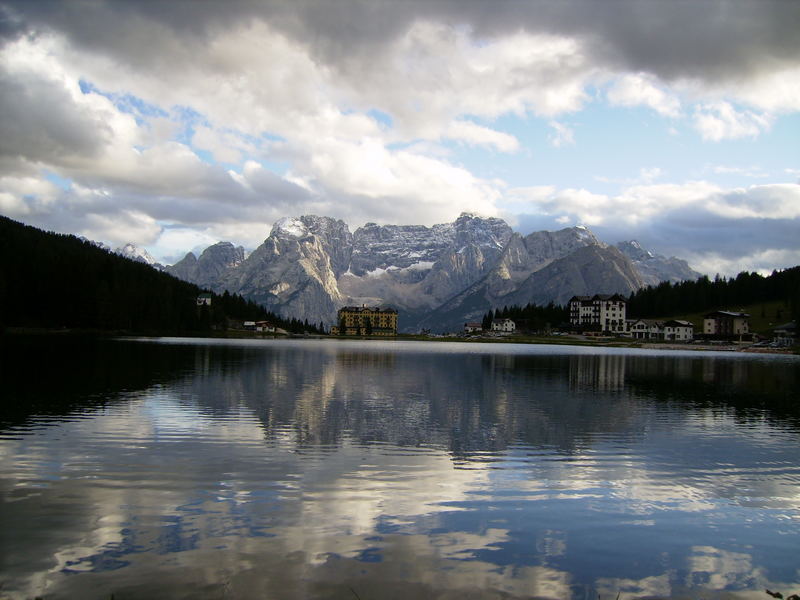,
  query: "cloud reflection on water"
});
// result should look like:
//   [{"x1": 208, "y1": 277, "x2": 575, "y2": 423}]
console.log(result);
[{"x1": 0, "y1": 338, "x2": 798, "y2": 599}]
